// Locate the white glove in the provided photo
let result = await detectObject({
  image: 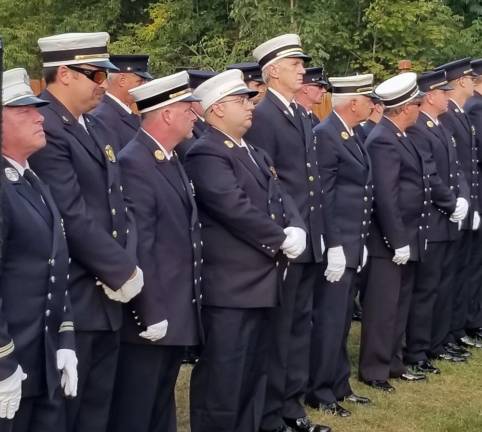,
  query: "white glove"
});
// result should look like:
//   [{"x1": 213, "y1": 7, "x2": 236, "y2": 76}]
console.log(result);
[
  {"x1": 473, "y1": 211, "x2": 480, "y2": 230},
  {"x1": 0, "y1": 365, "x2": 27, "y2": 419},
  {"x1": 362, "y1": 245, "x2": 368, "y2": 268},
  {"x1": 324, "y1": 246, "x2": 346, "y2": 283},
  {"x1": 393, "y1": 245, "x2": 410, "y2": 265},
  {"x1": 56, "y1": 349, "x2": 78, "y2": 398},
  {"x1": 139, "y1": 320, "x2": 168, "y2": 342},
  {"x1": 281, "y1": 227, "x2": 307, "y2": 259},
  {"x1": 98, "y1": 266, "x2": 144, "y2": 303},
  {"x1": 449, "y1": 197, "x2": 469, "y2": 222}
]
